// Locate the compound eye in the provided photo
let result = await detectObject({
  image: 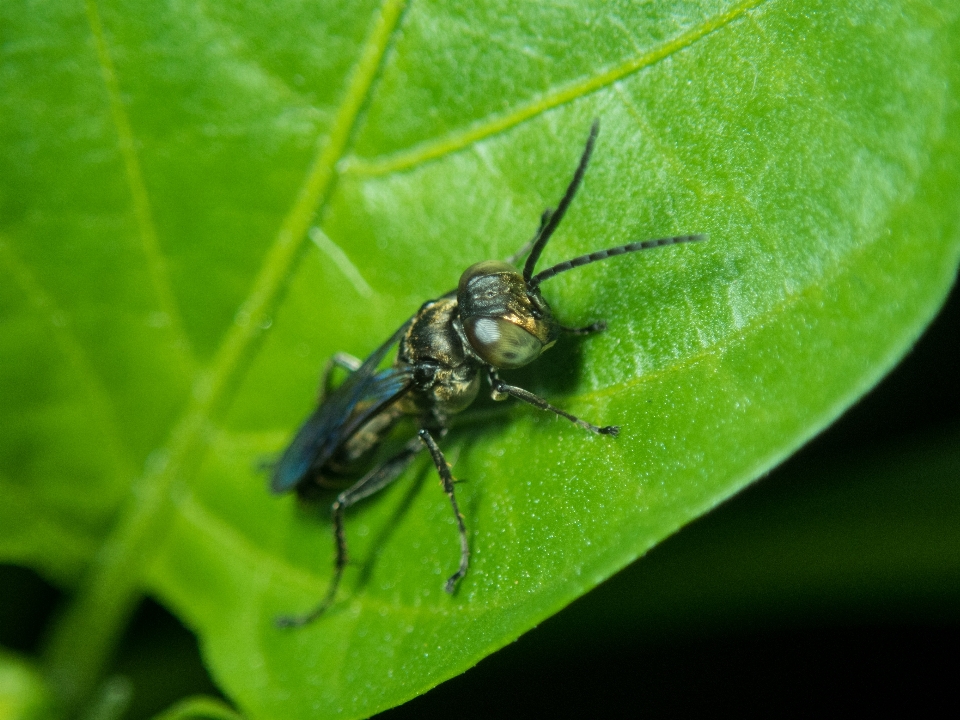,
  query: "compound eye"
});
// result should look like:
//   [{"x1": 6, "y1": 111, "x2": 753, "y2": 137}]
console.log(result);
[{"x1": 465, "y1": 316, "x2": 542, "y2": 369}]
